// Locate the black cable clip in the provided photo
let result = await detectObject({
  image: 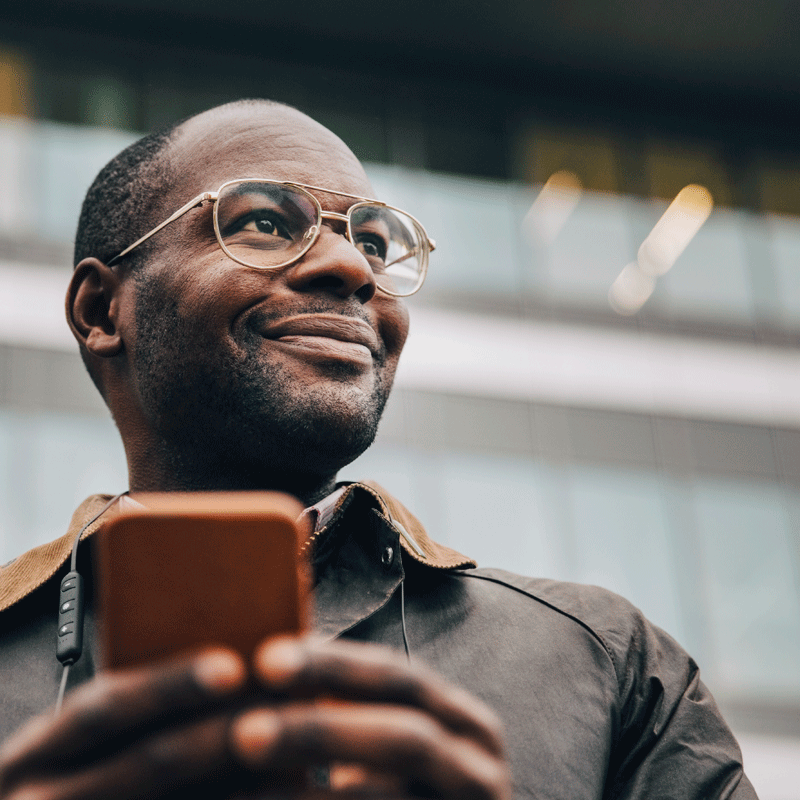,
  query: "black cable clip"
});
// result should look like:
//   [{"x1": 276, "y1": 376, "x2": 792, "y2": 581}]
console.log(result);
[{"x1": 56, "y1": 571, "x2": 84, "y2": 666}]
